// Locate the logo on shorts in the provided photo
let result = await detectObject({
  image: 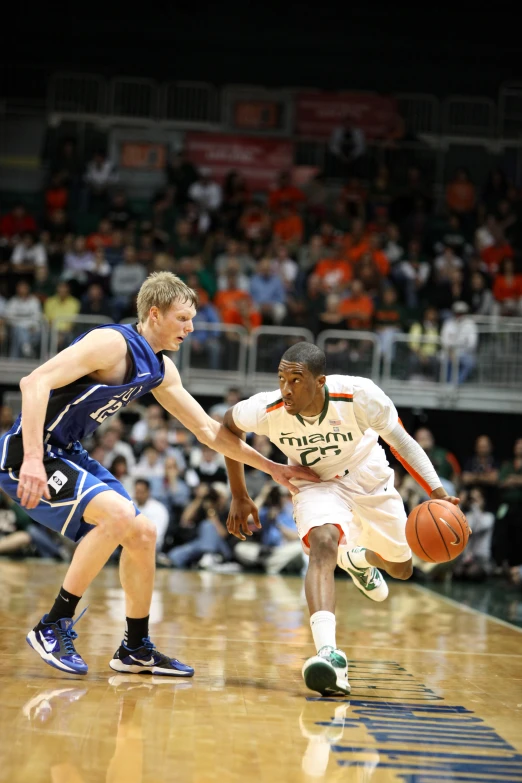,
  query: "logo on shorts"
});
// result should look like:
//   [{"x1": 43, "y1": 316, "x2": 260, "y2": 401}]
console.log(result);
[{"x1": 47, "y1": 470, "x2": 68, "y2": 495}]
